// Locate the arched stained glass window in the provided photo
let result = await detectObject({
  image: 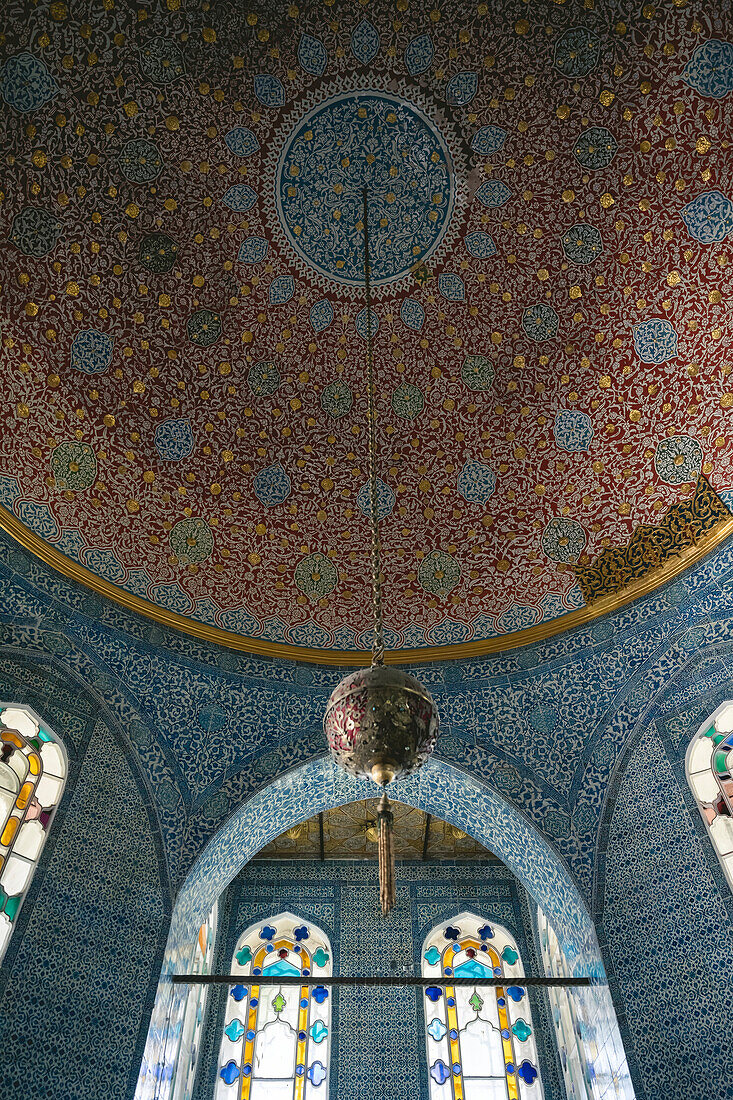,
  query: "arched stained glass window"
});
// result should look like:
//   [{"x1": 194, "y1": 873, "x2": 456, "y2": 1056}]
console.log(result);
[
  {"x1": 171, "y1": 901, "x2": 218, "y2": 1100},
  {"x1": 422, "y1": 912, "x2": 543, "y2": 1100},
  {"x1": 0, "y1": 703, "x2": 66, "y2": 961},
  {"x1": 687, "y1": 703, "x2": 733, "y2": 889},
  {"x1": 216, "y1": 912, "x2": 332, "y2": 1100}
]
